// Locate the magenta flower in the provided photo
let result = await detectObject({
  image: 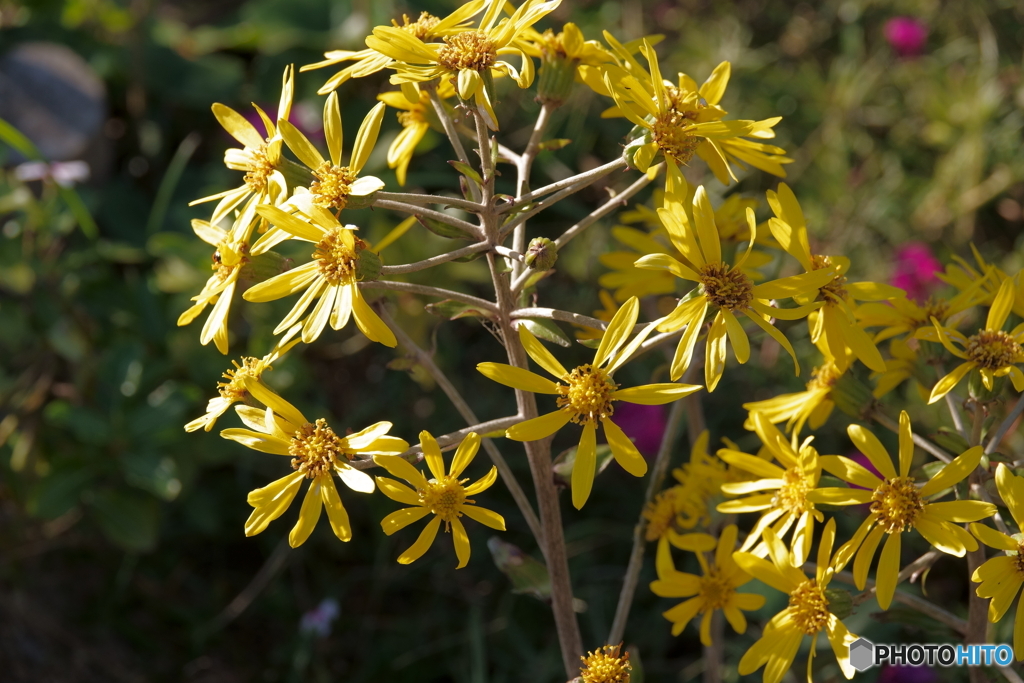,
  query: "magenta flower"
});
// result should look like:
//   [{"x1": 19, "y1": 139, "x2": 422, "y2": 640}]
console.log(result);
[
  {"x1": 610, "y1": 403, "x2": 666, "y2": 457},
  {"x1": 892, "y1": 242, "x2": 941, "y2": 303},
  {"x1": 885, "y1": 17, "x2": 928, "y2": 57}
]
